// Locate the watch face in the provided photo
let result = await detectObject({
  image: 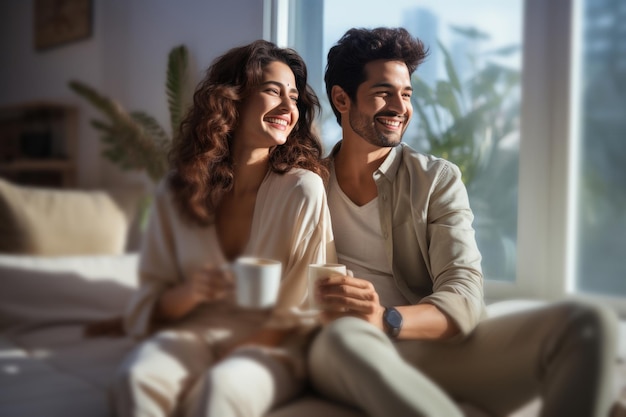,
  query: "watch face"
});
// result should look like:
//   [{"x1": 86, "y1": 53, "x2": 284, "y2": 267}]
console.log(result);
[
  {"x1": 385, "y1": 308, "x2": 403, "y2": 328},
  {"x1": 384, "y1": 307, "x2": 403, "y2": 337}
]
